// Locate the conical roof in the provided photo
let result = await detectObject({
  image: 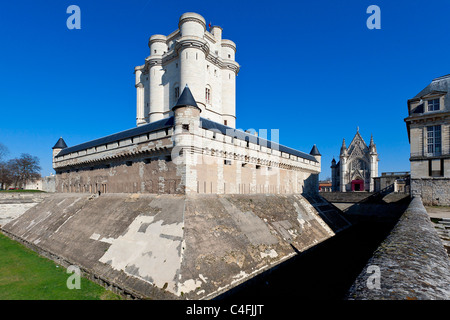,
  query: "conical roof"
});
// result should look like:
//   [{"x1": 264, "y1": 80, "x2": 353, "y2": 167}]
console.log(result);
[
  {"x1": 52, "y1": 137, "x2": 67, "y2": 149},
  {"x1": 172, "y1": 85, "x2": 201, "y2": 112},
  {"x1": 309, "y1": 144, "x2": 321, "y2": 156}
]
